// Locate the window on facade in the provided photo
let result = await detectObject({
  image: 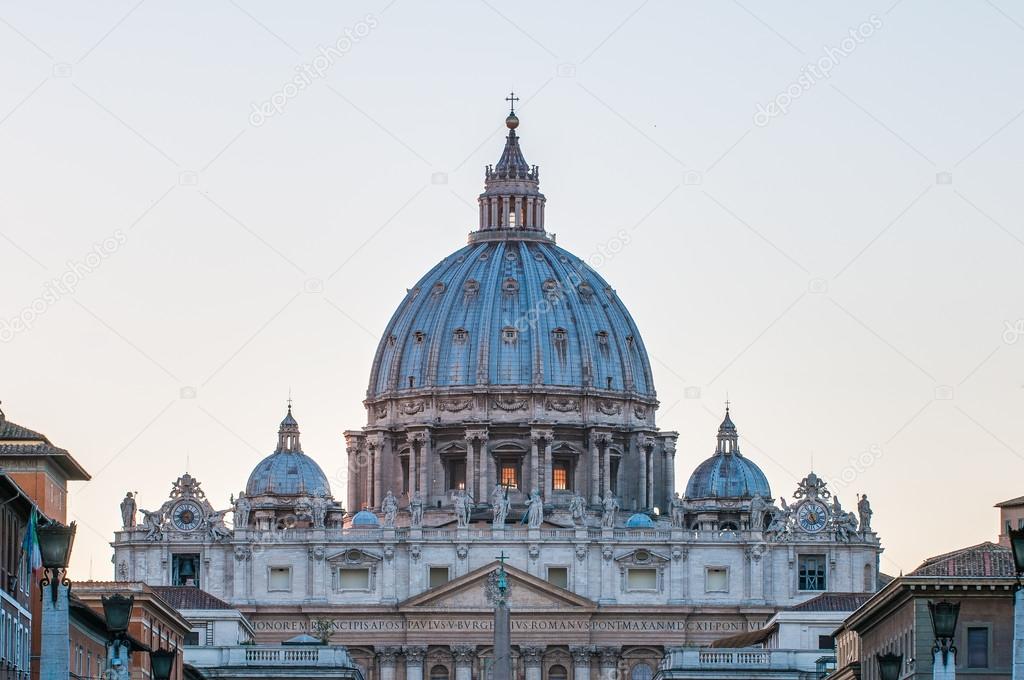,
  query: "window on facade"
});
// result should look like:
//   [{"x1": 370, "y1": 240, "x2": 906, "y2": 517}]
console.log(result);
[
  {"x1": 500, "y1": 462, "x2": 519, "y2": 489},
  {"x1": 967, "y1": 627, "x2": 989, "y2": 668},
  {"x1": 339, "y1": 568, "x2": 371, "y2": 591},
  {"x1": 171, "y1": 554, "x2": 200, "y2": 587},
  {"x1": 627, "y1": 568, "x2": 658, "y2": 591},
  {"x1": 818, "y1": 635, "x2": 835, "y2": 650},
  {"x1": 402, "y1": 457, "x2": 410, "y2": 494},
  {"x1": 705, "y1": 567, "x2": 728, "y2": 592},
  {"x1": 448, "y1": 460, "x2": 466, "y2": 490},
  {"x1": 547, "y1": 567, "x2": 568, "y2": 589},
  {"x1": 630, "y1": 664, "x2": 653, "y2": 680},
  {"x1": 798, "y1": 555, "x2": 827, "y2": 591},
  {"x1": 553, "y1": 462, "x2": 569, "y2": 491},
  {"x1": 184, "y1": 631, "x2": 200, "y2": 646},
  {"x1": 609, "y1": 458, "x2": 620, "y2": 495},
  {"x1": 863, "y1": 564, "x2": 874, "y2": 591},
  {"x1": 549, "y1": 665, "x2": 568, "y2": 680},
  {"x1": 429, "y1": 567, "x2": 450, "y2": 588},
  {"x1": 268, "y1": 567, "x2": 291, "y2": 591},
  {"x1": 430, "y1": 665, "x2": 450, "y2": 680}
]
